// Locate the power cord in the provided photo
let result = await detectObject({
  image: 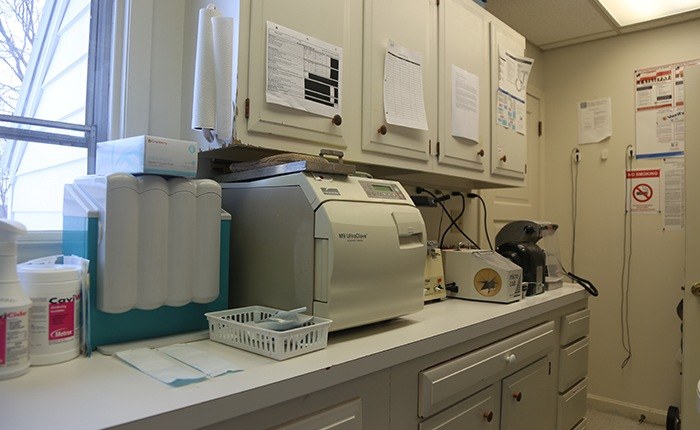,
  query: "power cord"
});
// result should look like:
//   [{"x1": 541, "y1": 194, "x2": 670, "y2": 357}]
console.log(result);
[
  {"x1": 417, "y1": 187, "x2": 479, "y2": 249},
  {"x1": 571, "y1": 148, "x2": 580, "y2": 273},
  {"x1": 467, "y1": 192, "x2": 493, "y2": 250},
  {"x1": 620, "y1": 145, "x2": 634, "y2": 368},
  {"x1": 440, "y1": 192, "x2": 465, "y2": 249}
]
